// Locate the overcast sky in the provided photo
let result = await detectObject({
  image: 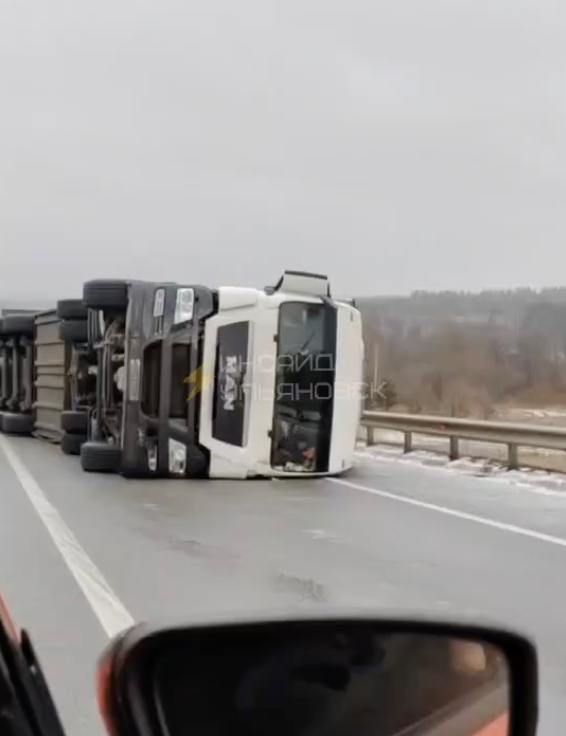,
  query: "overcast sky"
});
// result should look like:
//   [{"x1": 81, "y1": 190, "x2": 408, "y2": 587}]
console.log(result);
[{"x1": 1, "y1": 0, "x2": 566, "y2": 300}]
